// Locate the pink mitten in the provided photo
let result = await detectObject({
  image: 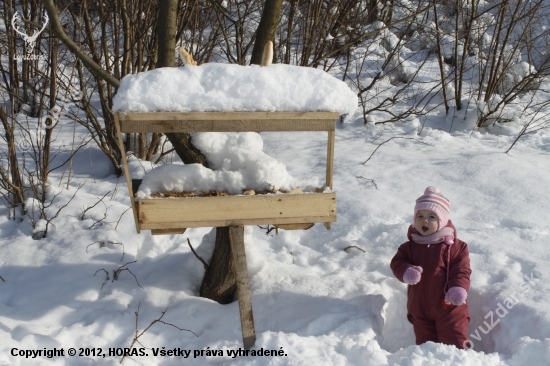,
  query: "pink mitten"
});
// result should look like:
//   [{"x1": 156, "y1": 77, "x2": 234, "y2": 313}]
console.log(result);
[
  {"x1": 403, "y1": 266, "x2": 423, "y2": 285},
  {"x1": 445, "y1": 287, "x2": 467, "y2": 305}
]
